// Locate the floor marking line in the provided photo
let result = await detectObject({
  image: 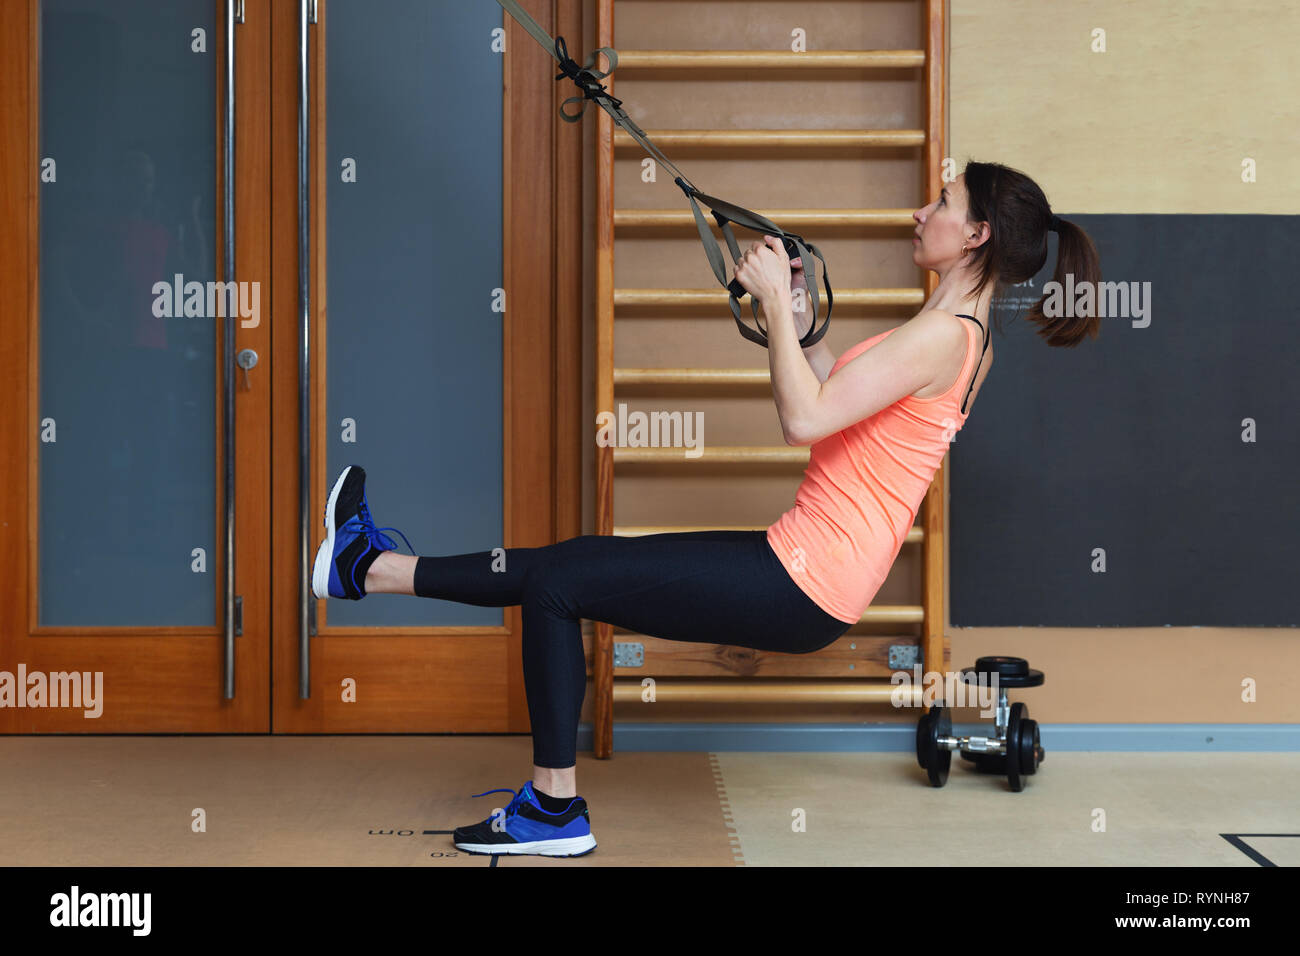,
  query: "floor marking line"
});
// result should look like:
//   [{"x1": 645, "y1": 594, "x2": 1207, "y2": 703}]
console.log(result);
[
  {"x1": 709, "y1": 752, "x2": 745, "y2": 868},
  {"x1": 1219, "y1": 833, "x2": 1300, "y2": 867}
]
